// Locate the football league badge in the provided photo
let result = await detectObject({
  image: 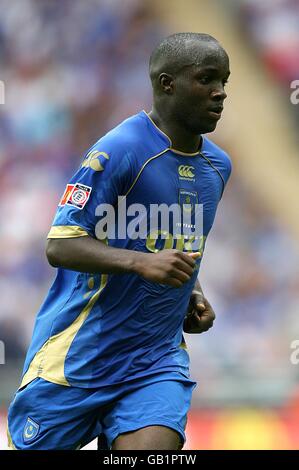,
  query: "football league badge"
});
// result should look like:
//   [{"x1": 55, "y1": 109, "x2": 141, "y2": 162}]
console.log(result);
[{"x1": 59, "y1": 182, "x2": 92, "y2": 209}]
